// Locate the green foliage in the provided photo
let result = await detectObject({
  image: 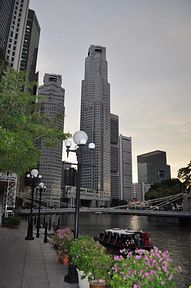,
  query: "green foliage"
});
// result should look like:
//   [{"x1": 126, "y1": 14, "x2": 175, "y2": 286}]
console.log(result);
[
  {"x1": 3, "y1": 216, "x2": 21, "y2": 227},
  {"x1": 111, "y1": 198, "x2": 127, "y2": 207},
  {"x1": 69, "y1": 236, "x2": 113, "y2": 282},
  {"x1": 0, "y1": 47, "x2": 8, "y2": 77},
  {"x1": 0, "y1": 68, "x2": 70, "y2": 174},
  {"x1": 145, "y1": 178, "x2": 182, "y2": 200},
  {"x1": 178, "y1": 161, "x2": 191, "y2": 192}
]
